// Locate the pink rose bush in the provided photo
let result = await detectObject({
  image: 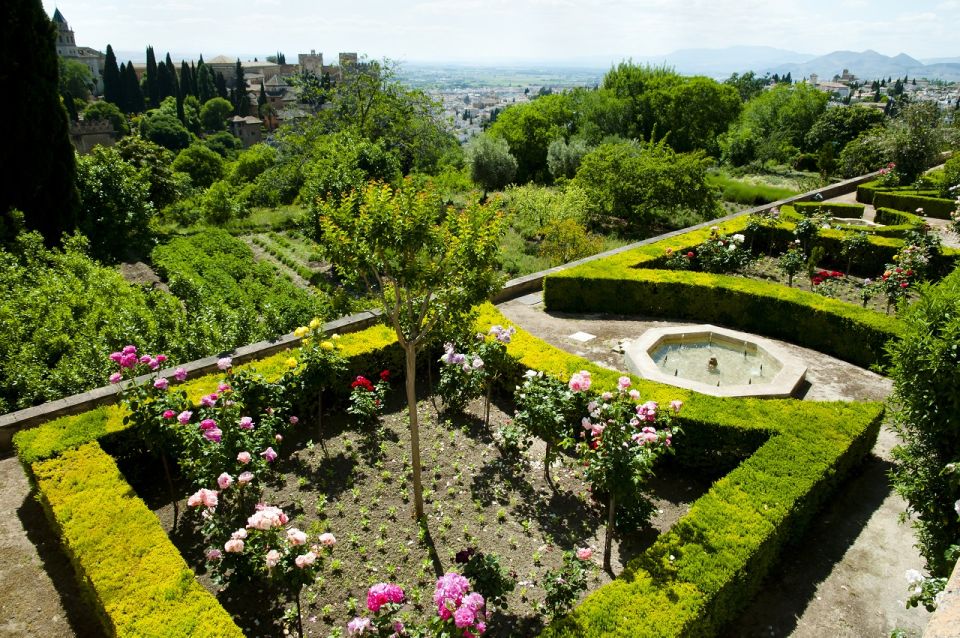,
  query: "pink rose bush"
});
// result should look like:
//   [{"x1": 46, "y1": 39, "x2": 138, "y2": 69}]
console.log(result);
[{"x1": 437, "y1": 326, "x2": 513, "y2": 418}]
